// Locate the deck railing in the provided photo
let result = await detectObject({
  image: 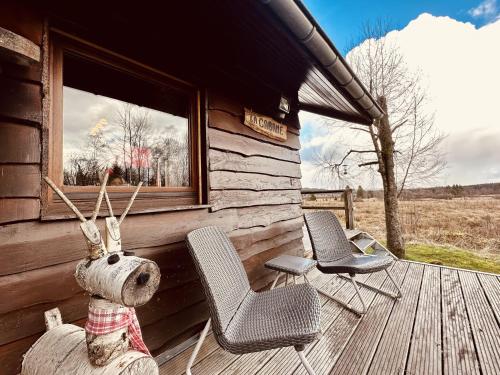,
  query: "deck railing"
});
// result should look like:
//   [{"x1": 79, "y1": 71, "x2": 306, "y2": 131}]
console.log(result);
[{"x1": 301, "y1": 186, "x2": 354, "y2": 229}]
